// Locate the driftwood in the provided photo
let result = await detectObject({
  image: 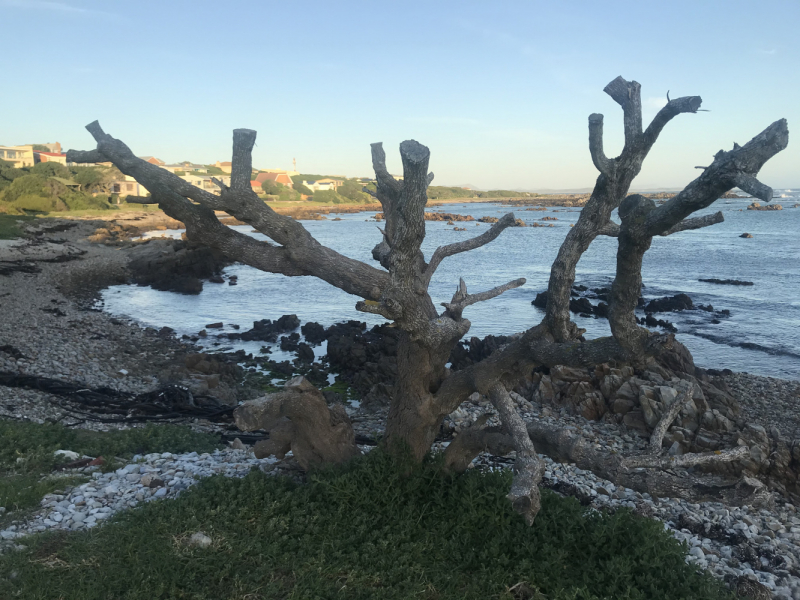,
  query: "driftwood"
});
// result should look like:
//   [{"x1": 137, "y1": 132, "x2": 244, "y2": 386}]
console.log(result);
[{"x1": 233, "y1": 376, "x2": 361, "y2": 471}]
